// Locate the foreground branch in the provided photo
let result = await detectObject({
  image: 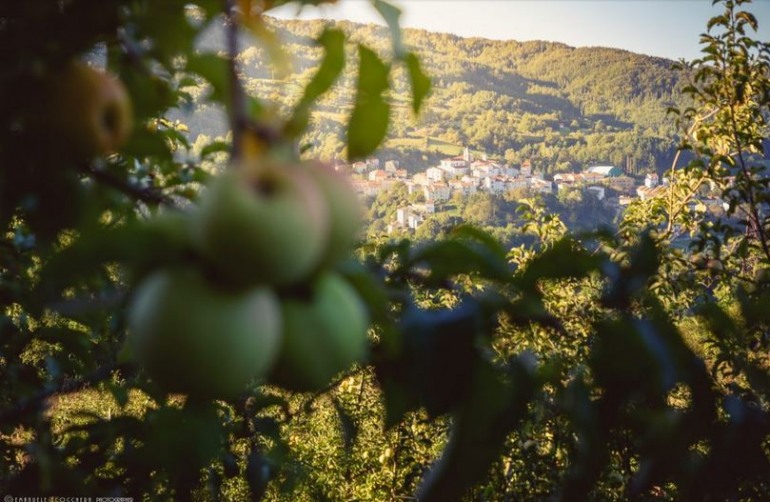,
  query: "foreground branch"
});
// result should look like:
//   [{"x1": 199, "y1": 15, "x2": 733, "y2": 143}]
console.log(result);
[{"x1": 80, "y1": 163, "x2": 174, "y2": 206}]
